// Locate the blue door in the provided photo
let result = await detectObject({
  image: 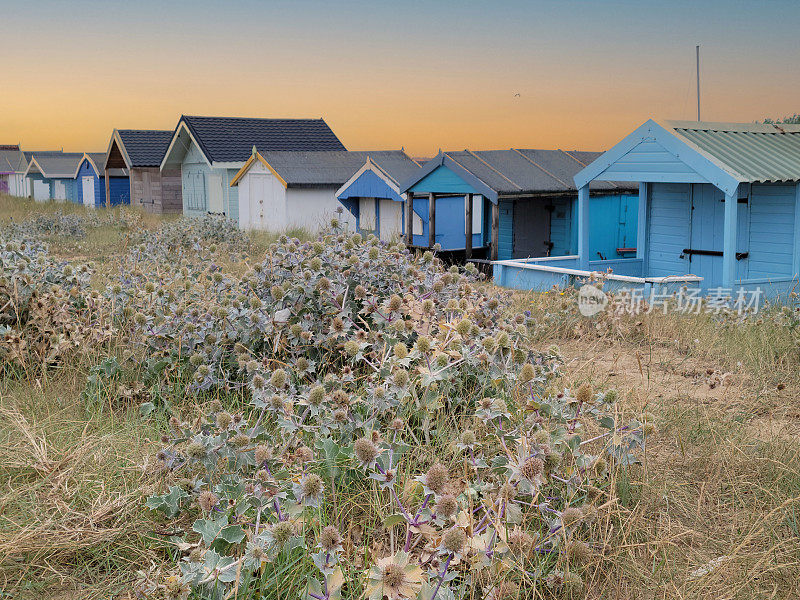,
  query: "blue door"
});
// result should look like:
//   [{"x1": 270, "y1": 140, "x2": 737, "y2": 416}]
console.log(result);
[{"x1": 688, "y1": 184, "x2": 749, "y2": 287}]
